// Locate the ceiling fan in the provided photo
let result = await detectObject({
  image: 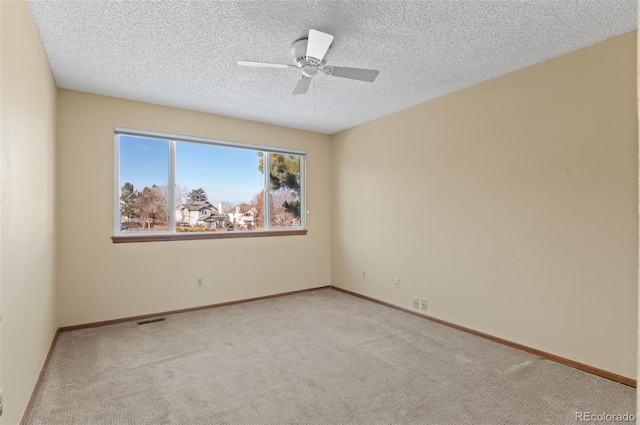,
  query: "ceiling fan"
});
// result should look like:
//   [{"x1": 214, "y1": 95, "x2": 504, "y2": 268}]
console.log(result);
[{"x1": 238, "y1": 29, "x2": 380, "y2": 95}]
